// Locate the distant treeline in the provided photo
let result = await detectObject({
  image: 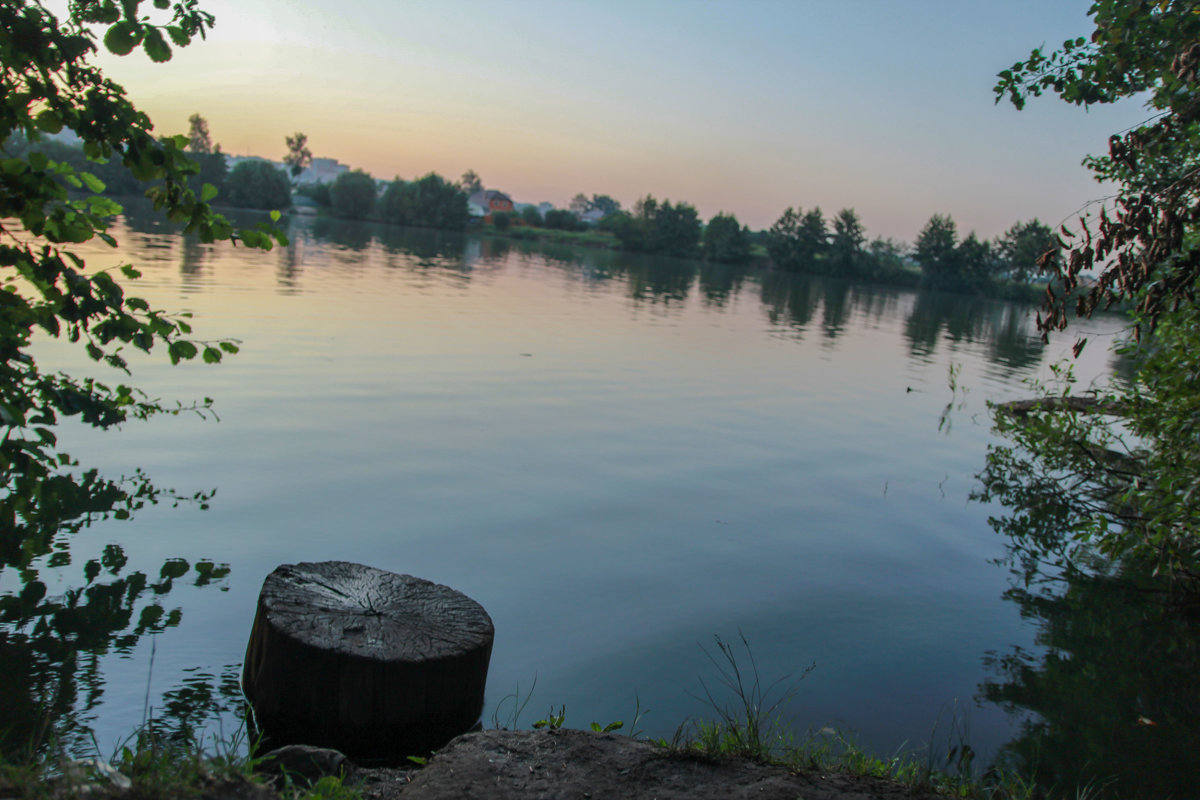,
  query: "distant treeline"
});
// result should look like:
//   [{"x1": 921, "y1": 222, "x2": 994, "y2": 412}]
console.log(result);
[
  {"x1": 9, "y1": 131, "x2": 1056, "y2": 298},
  {"x1": 290, "y1": 171, "x2": 466, "y2": 230},
  {"x1": 575, "y1": 196, "x2": 1054, "y2": 300},
  {"x1": 765, "y1": 206, "x2": 1057, "y2": 298},
  {"x1": 2, "y1": 133, "x2": 228, "y2": 199}
]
